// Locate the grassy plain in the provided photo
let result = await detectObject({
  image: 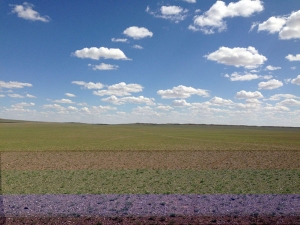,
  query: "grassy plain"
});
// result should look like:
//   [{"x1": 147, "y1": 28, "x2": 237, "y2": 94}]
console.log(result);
[{"x1": 0, "y1": 120, "x2": 299, "y2": 194}]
